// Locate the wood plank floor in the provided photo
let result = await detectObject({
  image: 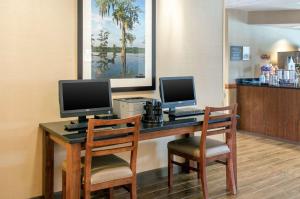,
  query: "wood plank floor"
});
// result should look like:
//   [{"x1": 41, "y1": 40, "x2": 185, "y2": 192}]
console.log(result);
[
  {"x1": 55, "y1": 132, "x2": 300, "y2": 199},
  {"x1": 114, "y1": 132, "x2": 300, "y2": 199}
]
